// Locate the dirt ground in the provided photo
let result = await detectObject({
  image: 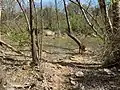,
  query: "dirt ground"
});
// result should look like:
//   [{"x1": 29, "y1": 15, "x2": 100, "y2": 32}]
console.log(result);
[{"x1": 0, "y1": 36, "x2": 120, "y2": 90}]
